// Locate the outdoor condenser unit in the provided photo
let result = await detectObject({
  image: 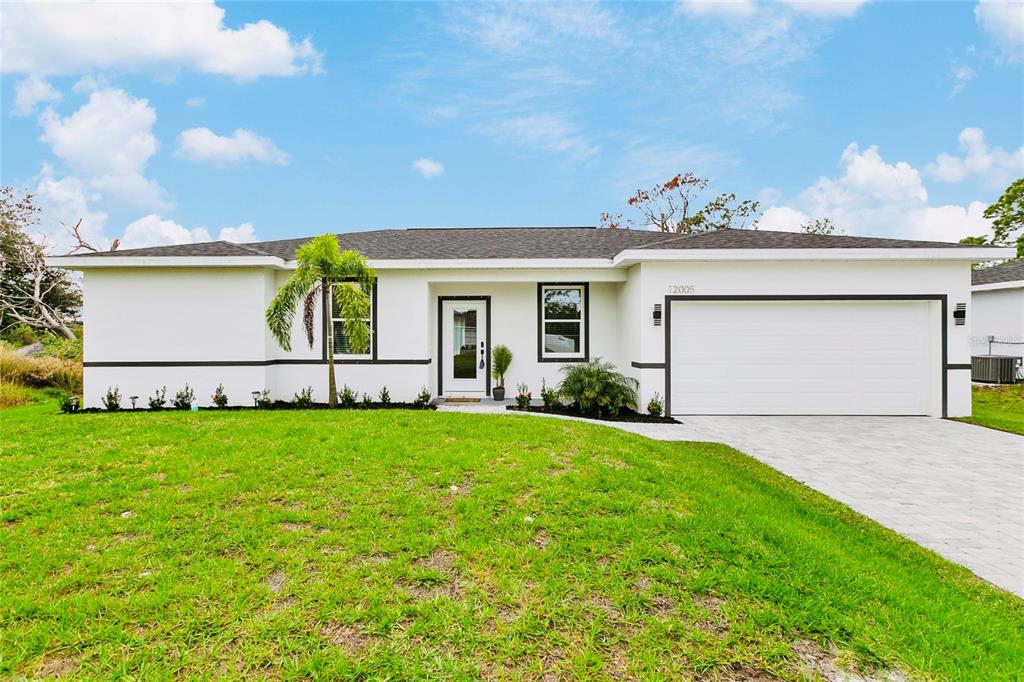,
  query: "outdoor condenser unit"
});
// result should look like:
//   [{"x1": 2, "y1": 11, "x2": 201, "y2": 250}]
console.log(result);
[{"x1": 971, "y1": 355, "x2": 1022, "y2": 384}]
